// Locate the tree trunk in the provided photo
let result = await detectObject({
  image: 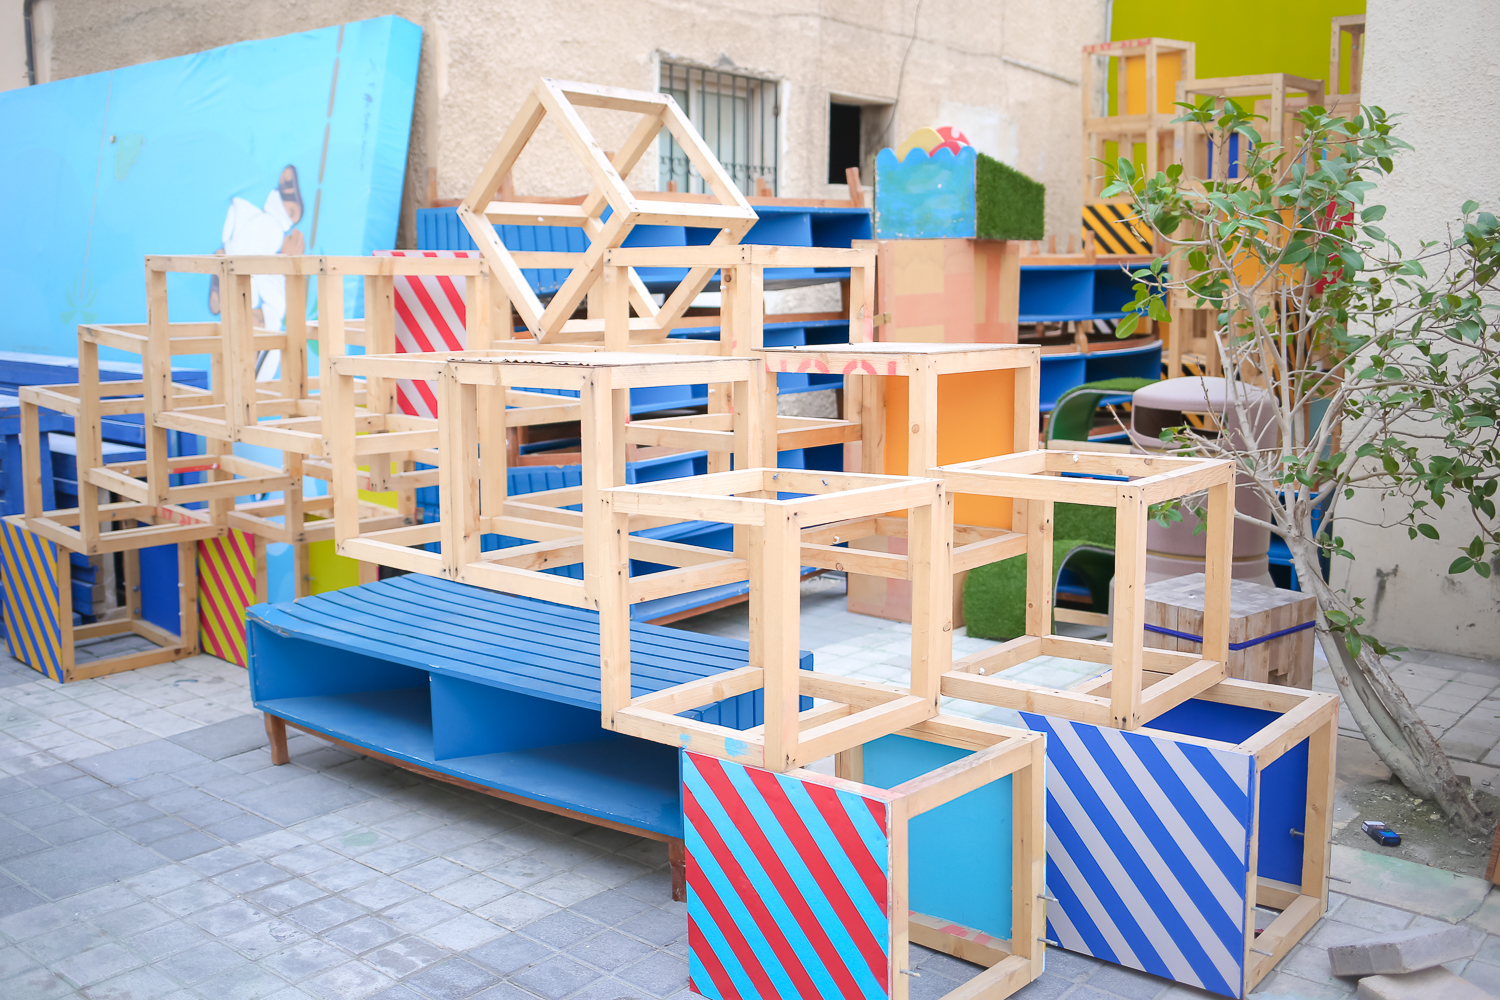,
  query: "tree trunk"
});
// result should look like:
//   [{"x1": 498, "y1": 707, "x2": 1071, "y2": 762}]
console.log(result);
[{"x1": 1288, "y1": 537, "x2": 1489, "y2": 833}]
